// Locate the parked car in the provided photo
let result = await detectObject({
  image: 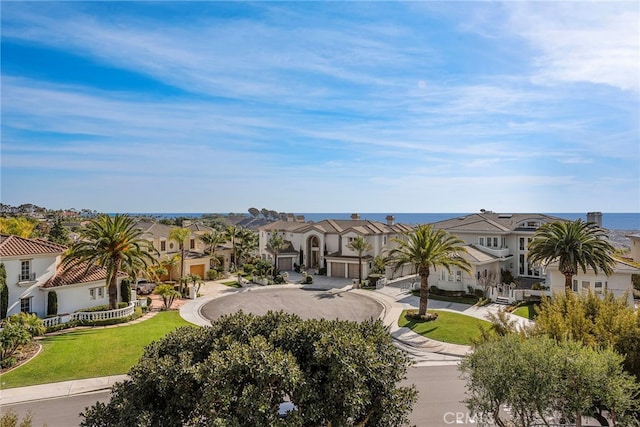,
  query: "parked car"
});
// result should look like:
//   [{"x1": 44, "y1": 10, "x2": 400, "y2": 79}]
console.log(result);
[{"x1": 135, "y1": 280, "x2": 157, "y2": 295}]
